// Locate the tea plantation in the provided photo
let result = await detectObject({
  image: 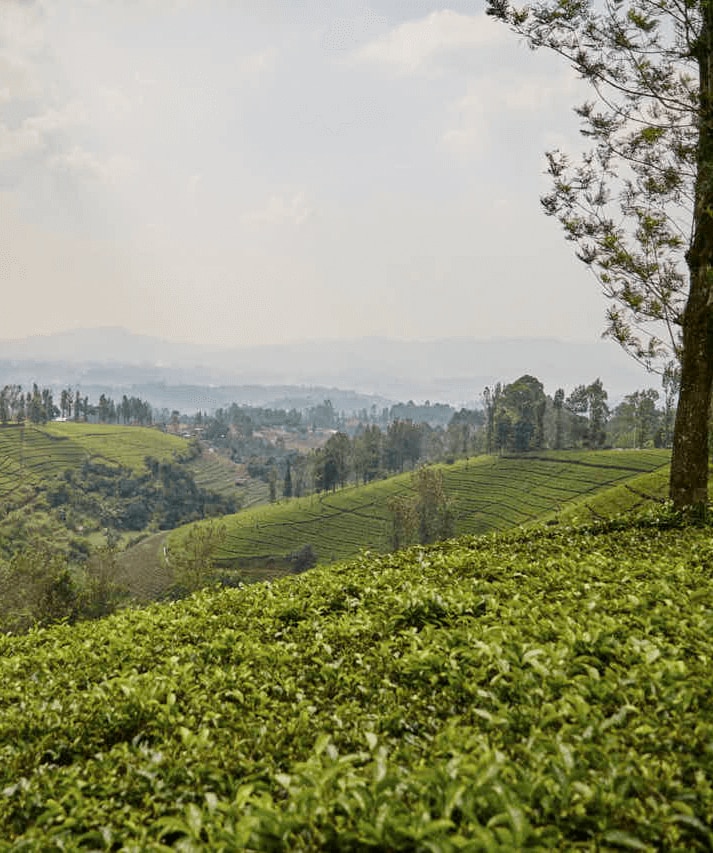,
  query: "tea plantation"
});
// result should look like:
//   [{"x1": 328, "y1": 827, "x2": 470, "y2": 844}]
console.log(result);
[
  {"x1": 1, "y1": 511, "x2": 712, "y2": 849},
  {"x1": 167, "y1": 449, "x2": 670, "y2": 573}
]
